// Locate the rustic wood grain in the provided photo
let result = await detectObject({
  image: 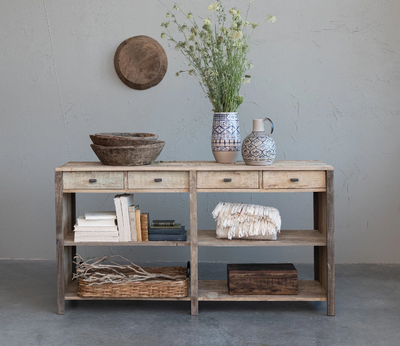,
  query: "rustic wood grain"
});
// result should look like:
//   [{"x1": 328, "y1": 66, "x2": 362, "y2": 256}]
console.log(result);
[
  {"x1": 228, "y1": 263, "x2": 298, "y2": 295},
  {"x1": 55, "y1": 161, "x2": 334, "y2": 315},
  {"x1": 198, "y1": 230, "x2": 326, "y2": 247},
  {"x1": 317, "y1": 191, "x2": 328, "y2": 297},
  {"x1": 197, "y1": 171, "x2": 259, "y2": 189},
  {"x1": 64, "y1": 230, "x2": 190, "y2": 246},
  {"x1": 190, "y1": 171, "x2": 198, "y2": 316},
  {"x1": 63, "y1": 172, "x2": 124, "y2": 190},
  {"x1": 56, "y1": 161, "x2": 334, "y2": 172},
  {"x1": 198, "y1": 280, "x2": 326, "y2": 301},
  {"x1": 326, "y1": 170, "x2": 335, "y2": 316},
  {"x1": 55, "y1": 172, "x2": 64, "y2": 314},
  {"x1": 263, "y1": 171, "x2": 326, "y2": 190},
  {"x1": 114, "y1": 35, "x2": 167, "y2": 90},
  {"x1": 313, "y1": 192, "x2": 320, "y2": 282},
  {"x1": 128, "y1": 171, "x2": 189, "y2": 190}
]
